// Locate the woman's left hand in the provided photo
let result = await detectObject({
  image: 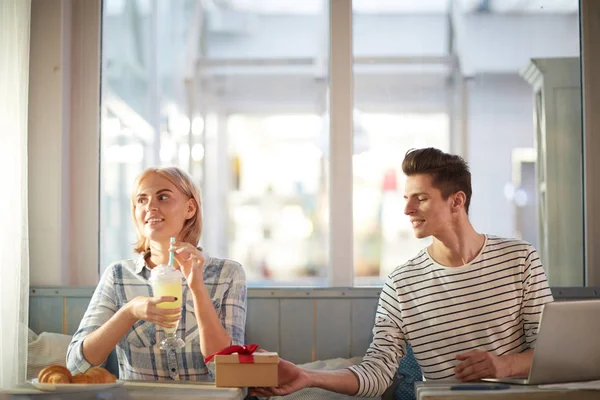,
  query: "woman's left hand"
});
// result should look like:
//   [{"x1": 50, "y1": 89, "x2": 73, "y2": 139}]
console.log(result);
[{"x1": 170, "y1": 241, "x2": 207, "y2": 292}]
